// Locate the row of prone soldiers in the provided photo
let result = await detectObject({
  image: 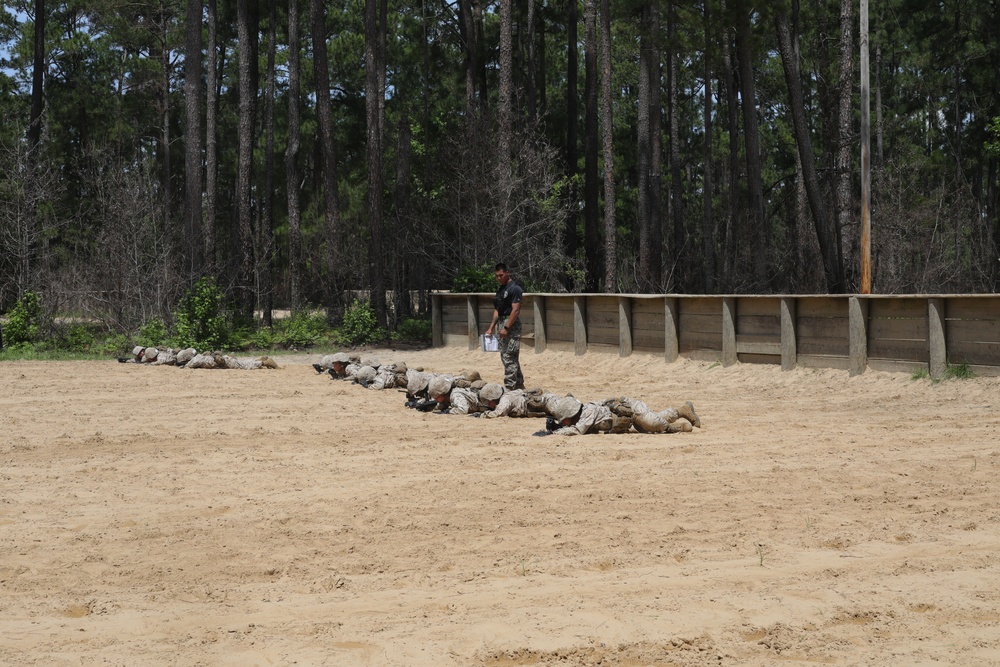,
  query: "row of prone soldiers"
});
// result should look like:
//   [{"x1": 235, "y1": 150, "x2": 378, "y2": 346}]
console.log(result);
[
  {"x1": 313, "y1": 352, "x2": 701, "y2": 436},
  {"x1": 119, "y1": 346, "x2": 279, "y2": 370}
]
